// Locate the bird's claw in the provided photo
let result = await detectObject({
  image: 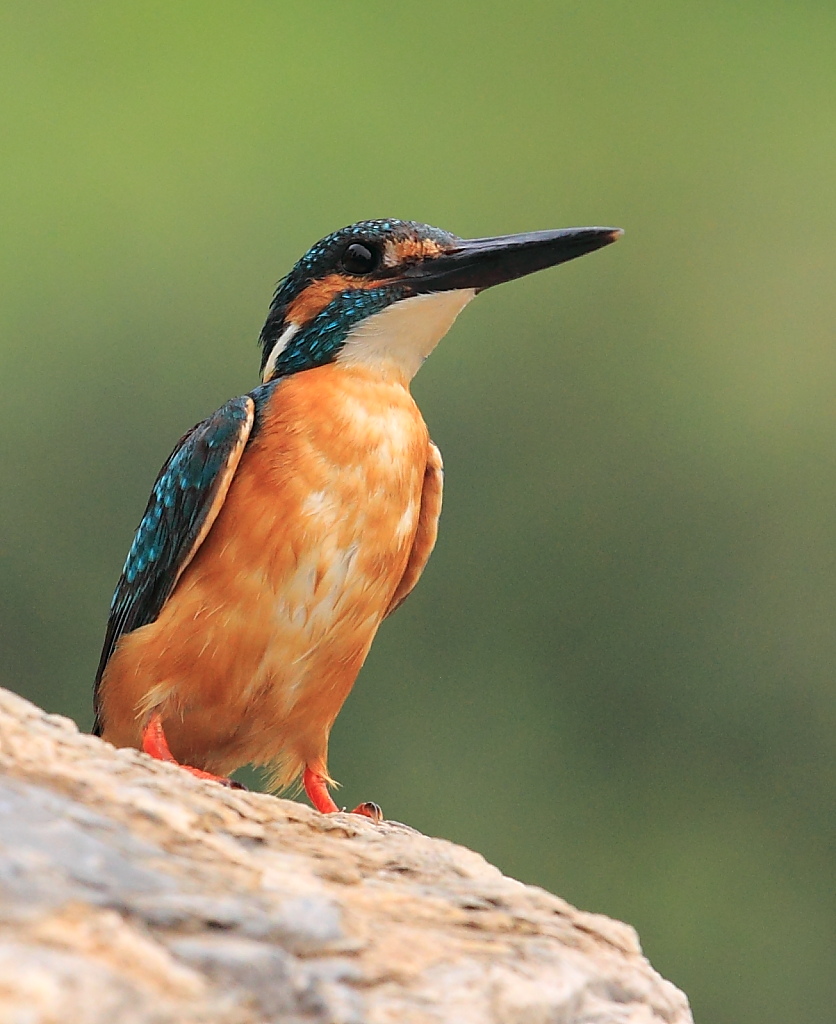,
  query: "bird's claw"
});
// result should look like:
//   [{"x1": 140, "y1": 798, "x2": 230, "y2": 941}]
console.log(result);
[
  {"x1": 346, "y1": 801, "x2": 383, "y2": 823},
  {"x1": 218, "y1": 777, "x2": 248, "y2": 790}
]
